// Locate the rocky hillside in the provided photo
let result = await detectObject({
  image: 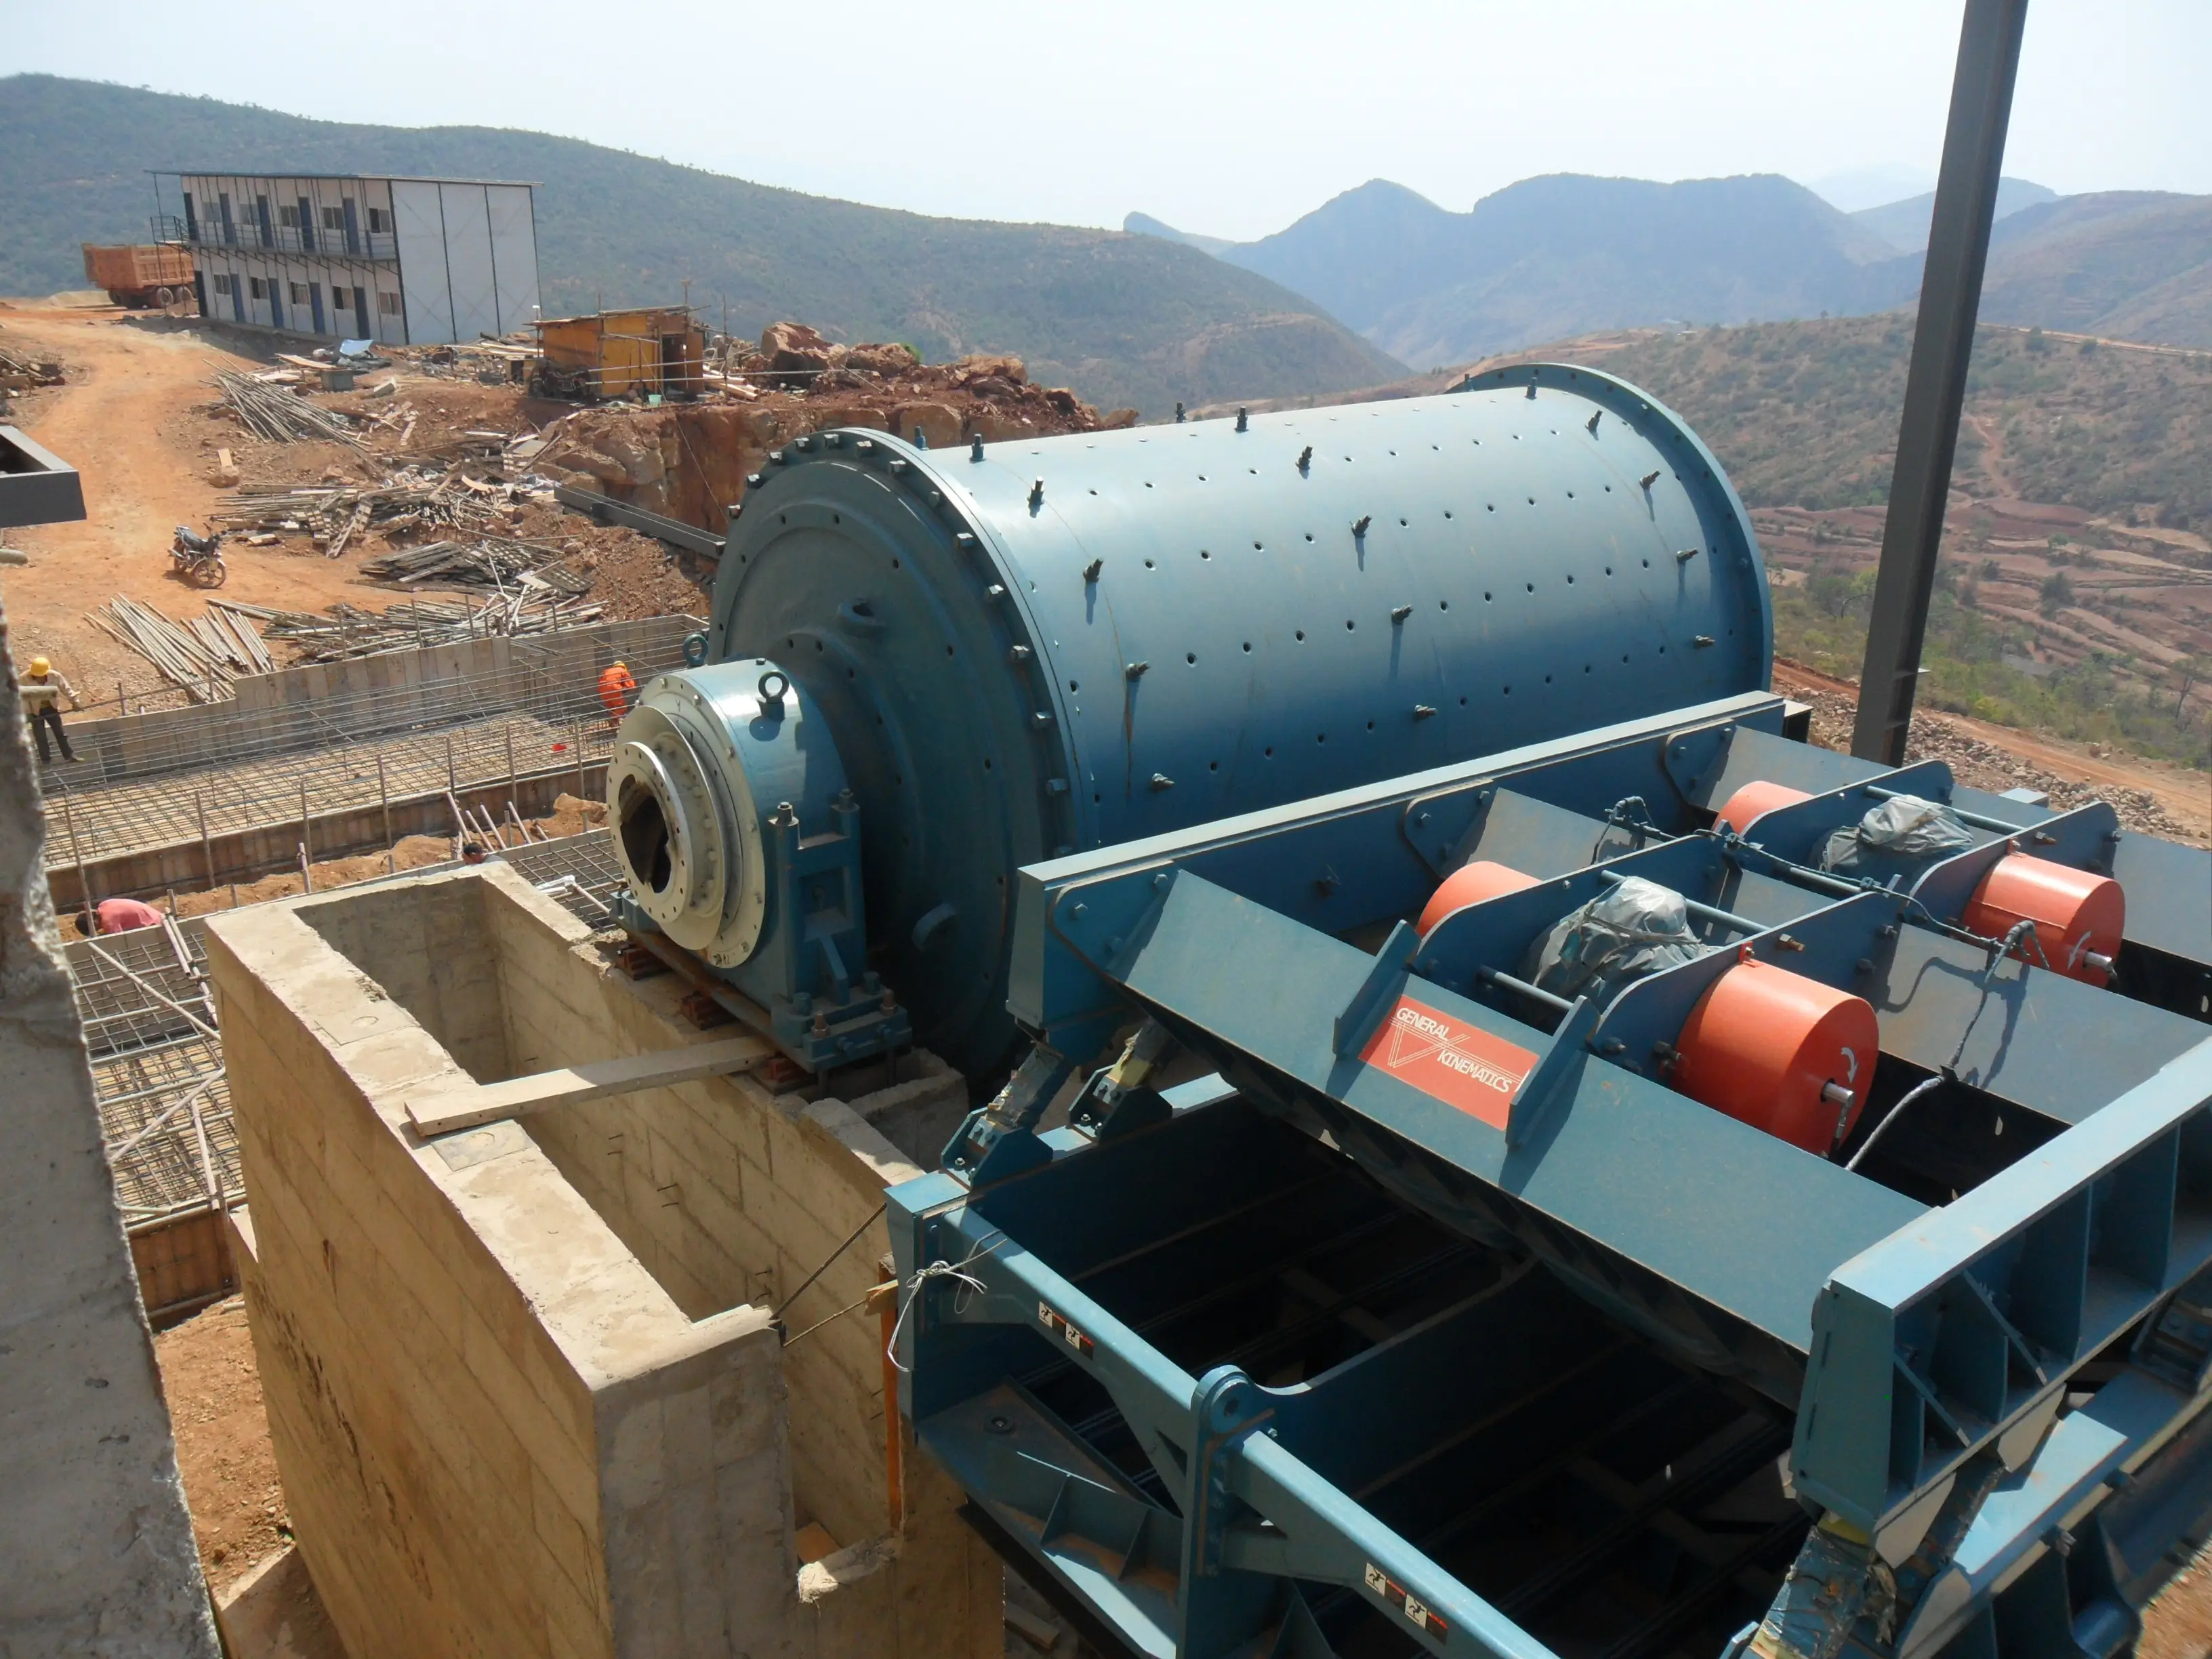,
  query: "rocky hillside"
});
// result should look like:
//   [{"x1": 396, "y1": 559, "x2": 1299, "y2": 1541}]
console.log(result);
[
  {"x1": 0, "y1": 75, "x2": 1405, "y2": 417},
  {"x1": 538, "y1": 323, "x2": 1117, "y2": 529}
]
